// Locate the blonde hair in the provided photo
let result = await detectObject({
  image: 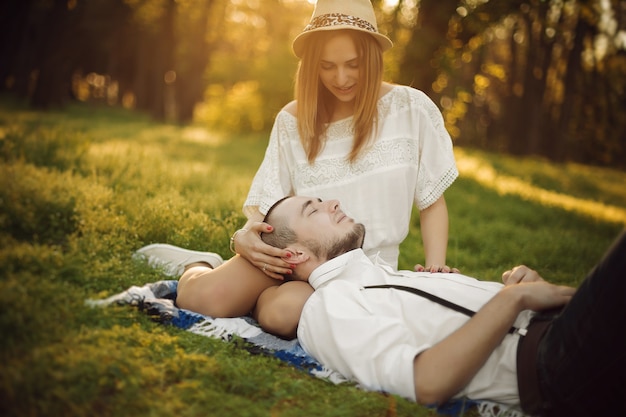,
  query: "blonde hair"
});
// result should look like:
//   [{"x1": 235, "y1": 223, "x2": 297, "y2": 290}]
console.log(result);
[{"x1": 295, "y1": 30, "x2": 384, "y2": 164}]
